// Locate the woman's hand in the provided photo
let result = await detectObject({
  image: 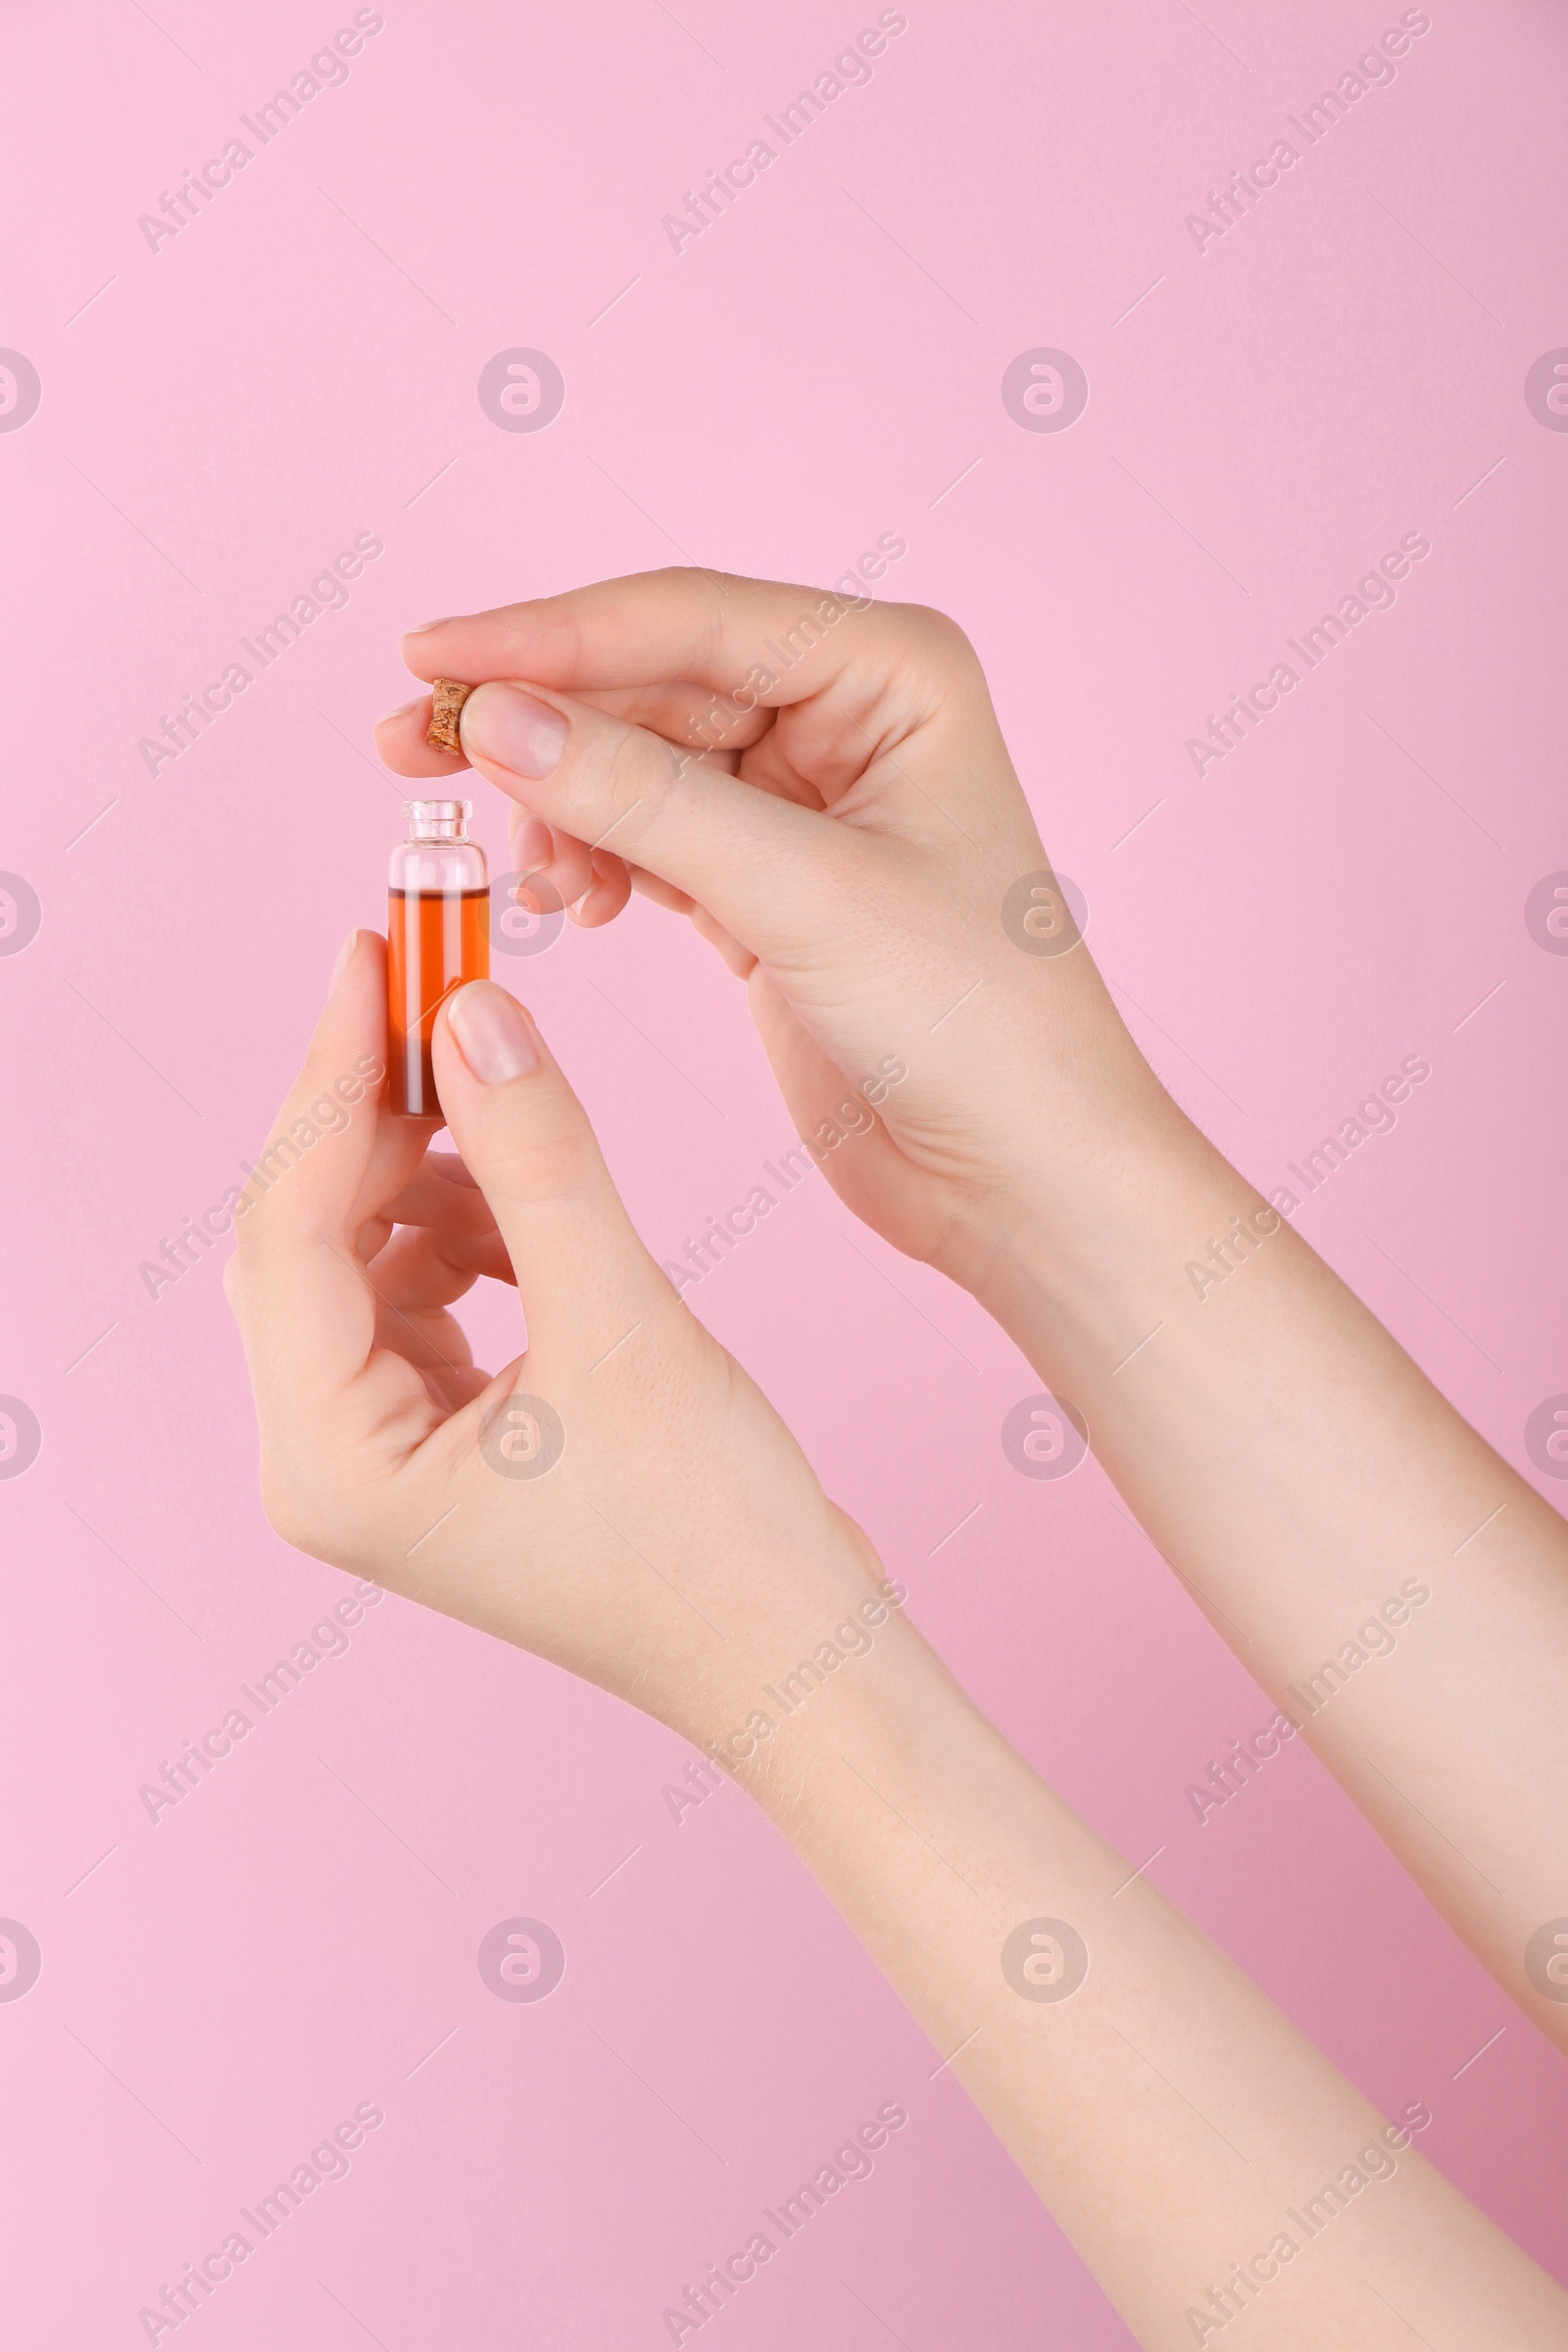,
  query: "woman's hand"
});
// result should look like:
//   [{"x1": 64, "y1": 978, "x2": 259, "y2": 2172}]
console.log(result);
[
  {"x1": 371, "y1": 570, "x2": 1568, "y2": 2058},
  {"x1": 373, "y1": 568, "x2": 1173, "y2": 1292},
  {"x1": 223, "y1": 932, "x2": 886, "y2": 1752},
  {"x1": 221, "y1": 938, "x2": 1568, "y2": 2352}
]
